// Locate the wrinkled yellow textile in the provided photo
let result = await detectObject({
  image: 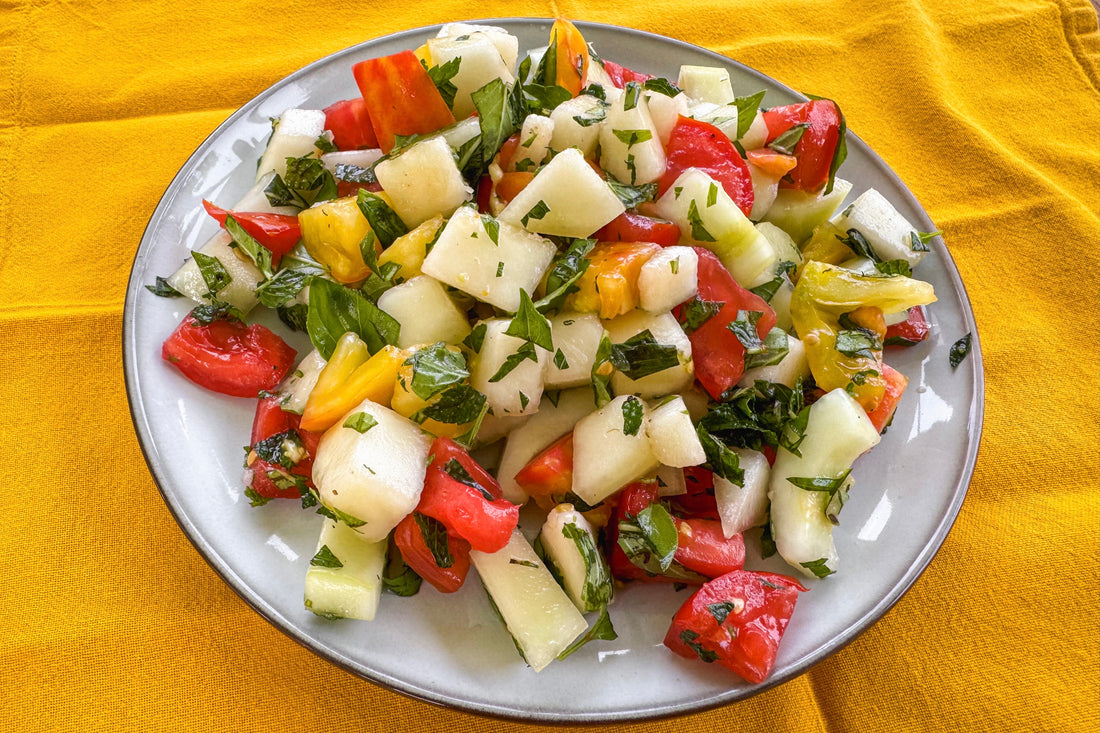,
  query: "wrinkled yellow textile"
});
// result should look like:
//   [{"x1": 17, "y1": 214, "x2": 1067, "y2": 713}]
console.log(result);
[{"x1": 1, "y1": 1, "x2": 1096, "y2": 731}]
